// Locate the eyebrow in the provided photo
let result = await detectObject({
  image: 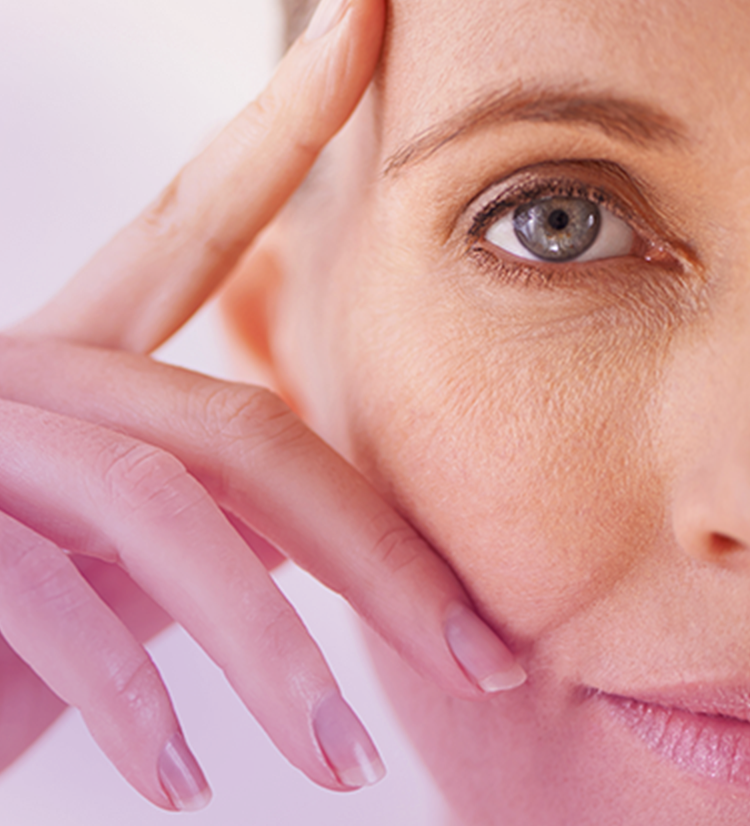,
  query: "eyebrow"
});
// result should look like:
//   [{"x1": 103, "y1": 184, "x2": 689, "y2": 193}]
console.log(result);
[{"x1": 382, "y1": 83, "x2": 687, "y2": 176}]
